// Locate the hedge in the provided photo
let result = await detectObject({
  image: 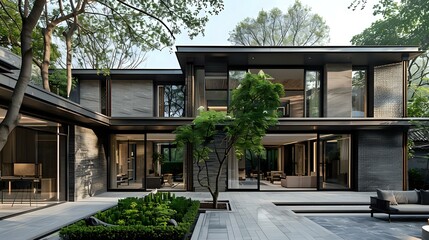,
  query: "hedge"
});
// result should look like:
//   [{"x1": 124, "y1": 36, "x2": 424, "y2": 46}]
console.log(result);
[{"x1": 60, "y1": 195, "x2": 200, "y2": 240}]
